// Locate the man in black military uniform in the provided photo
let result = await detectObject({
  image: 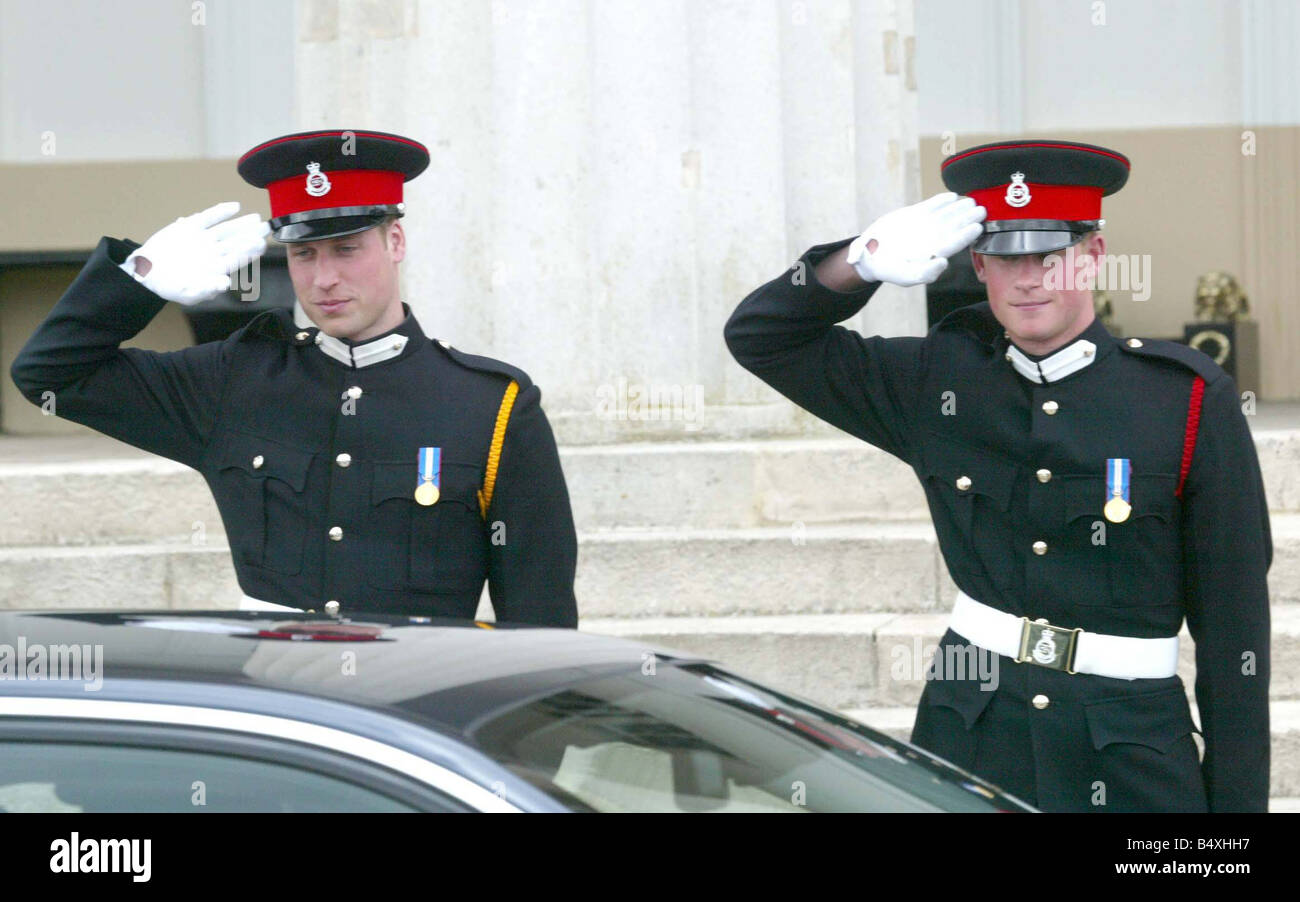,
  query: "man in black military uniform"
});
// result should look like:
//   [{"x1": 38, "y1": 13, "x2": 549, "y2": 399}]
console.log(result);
[
  {"x1": 11, "y1": 129, "x2": 578, "y2": 627},
  {"x1": 725, "y1": 140, "x2": 1271, "y2": 812}
]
